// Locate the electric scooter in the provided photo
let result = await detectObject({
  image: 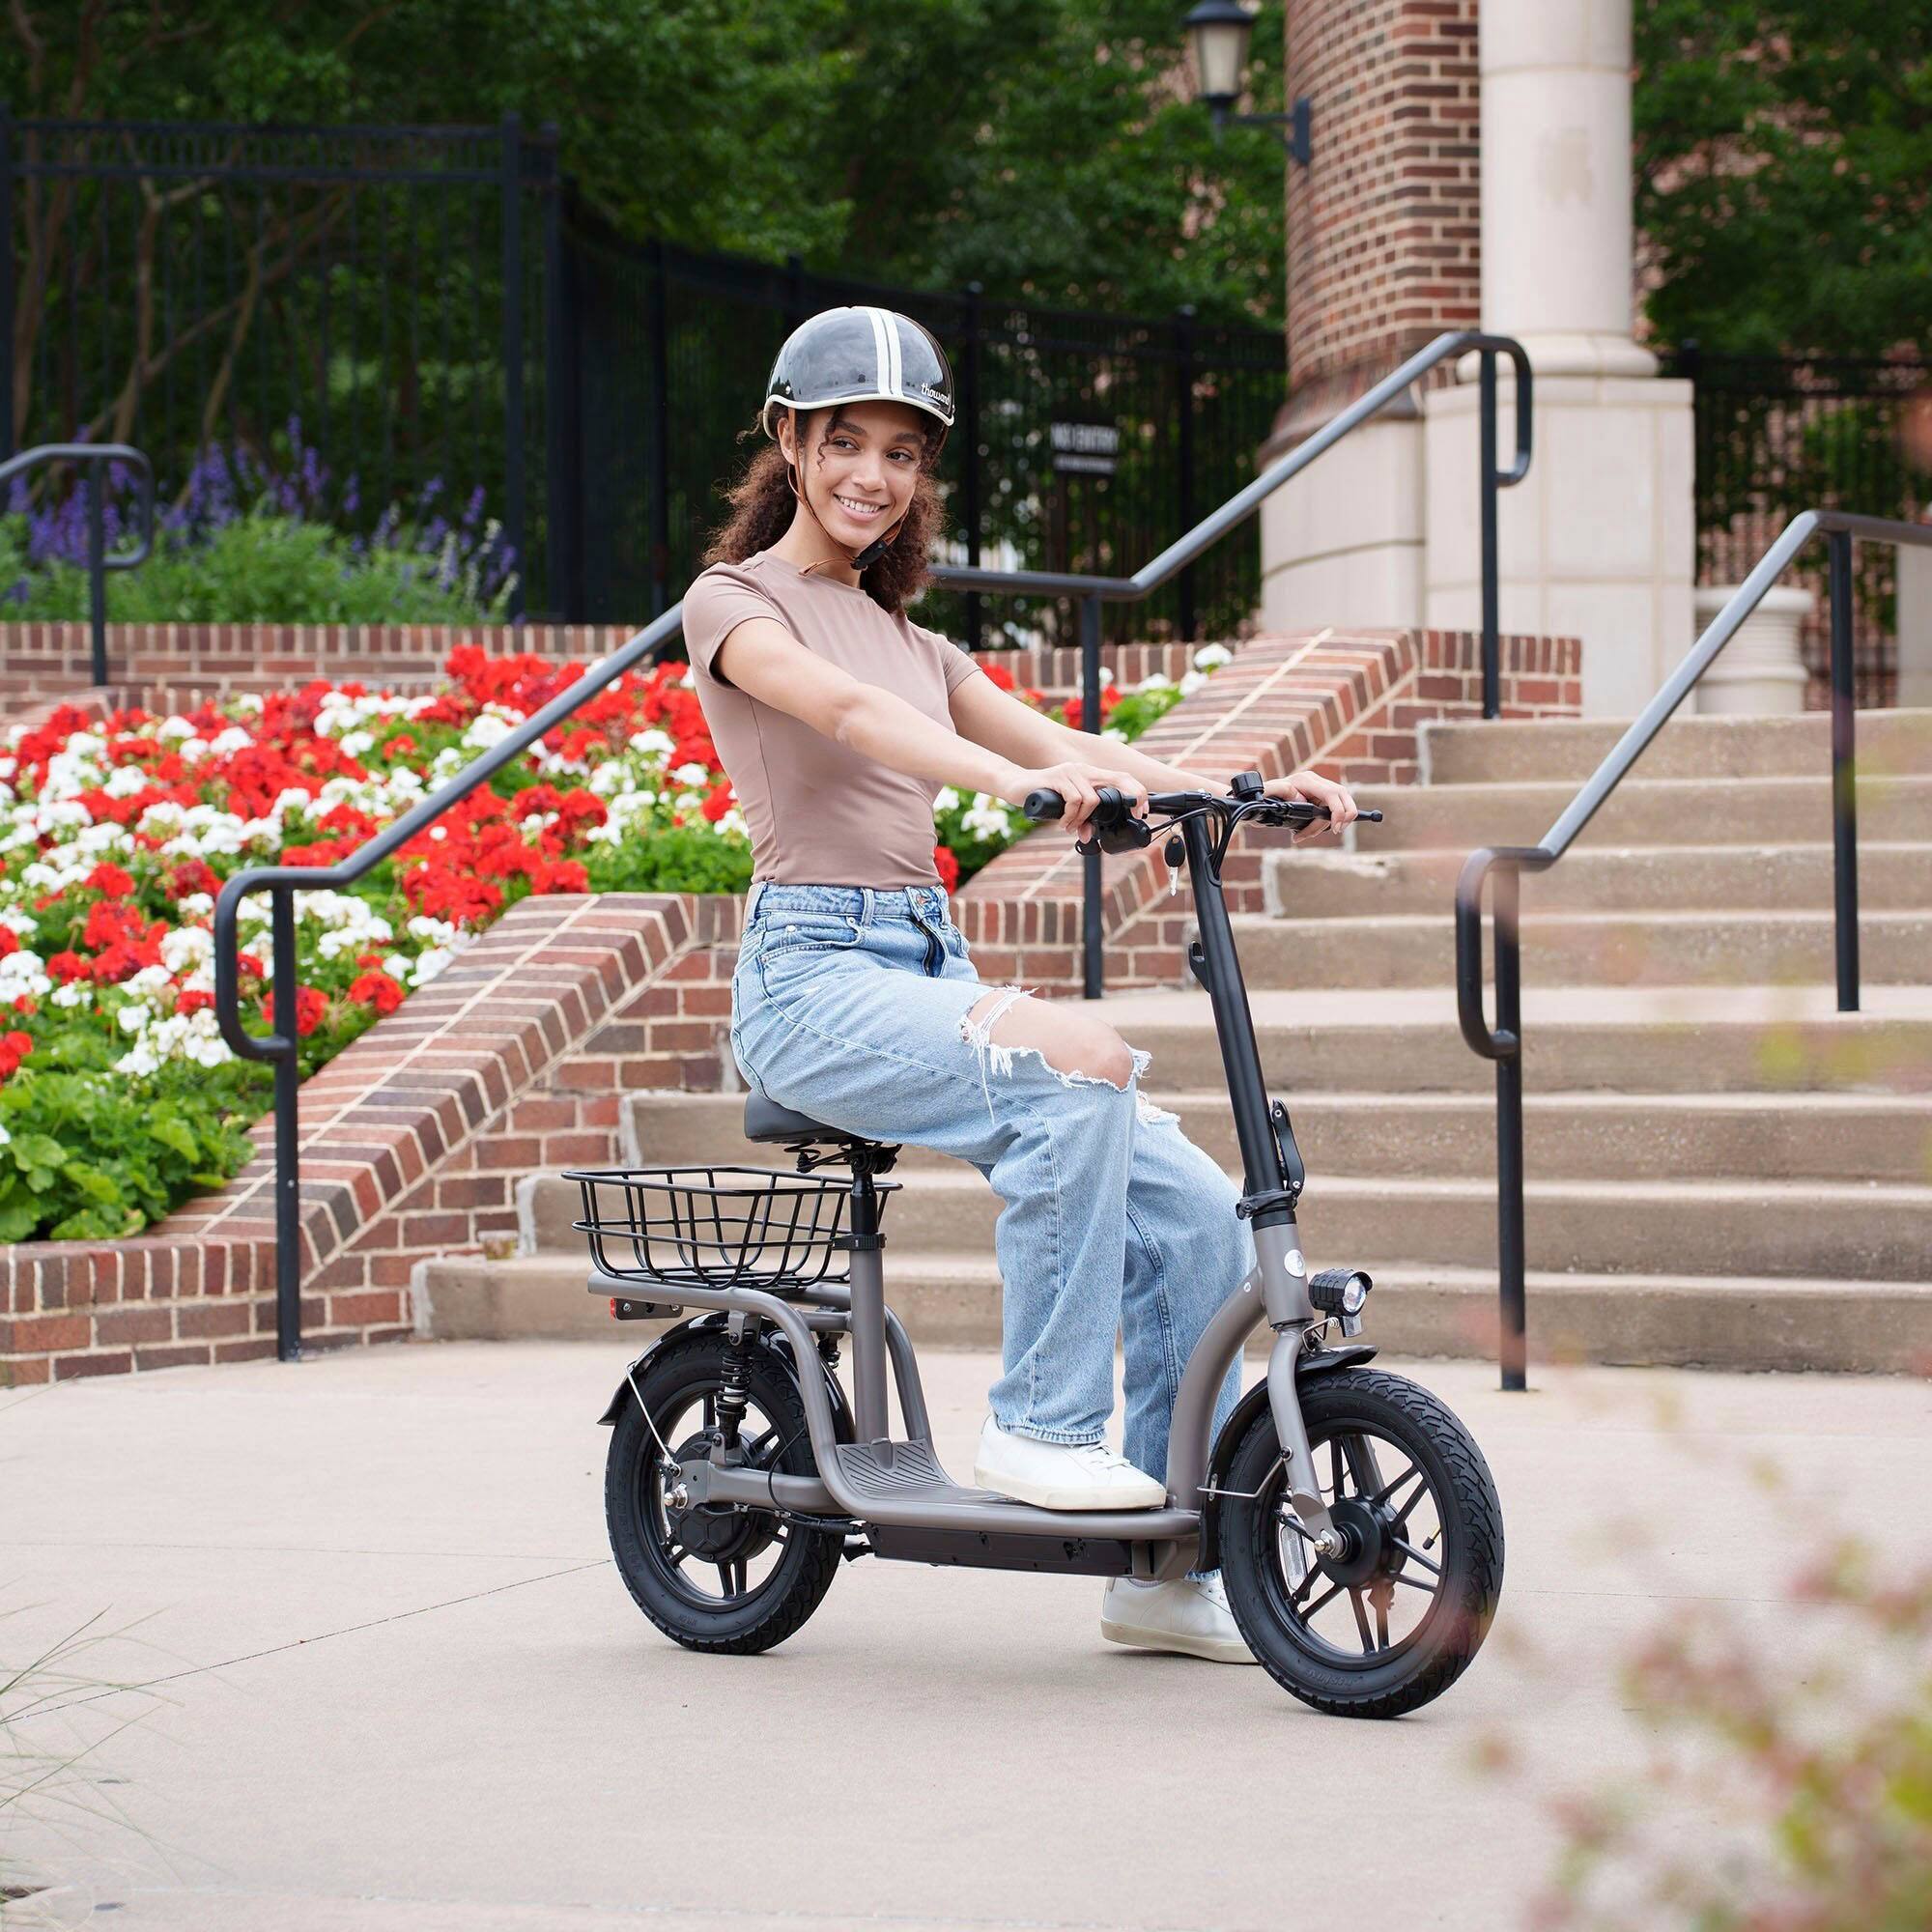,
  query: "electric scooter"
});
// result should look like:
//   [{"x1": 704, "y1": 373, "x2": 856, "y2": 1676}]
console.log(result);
[{"x1": 571, "y1": 771, "x2": 1504, "y2": 1717}]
